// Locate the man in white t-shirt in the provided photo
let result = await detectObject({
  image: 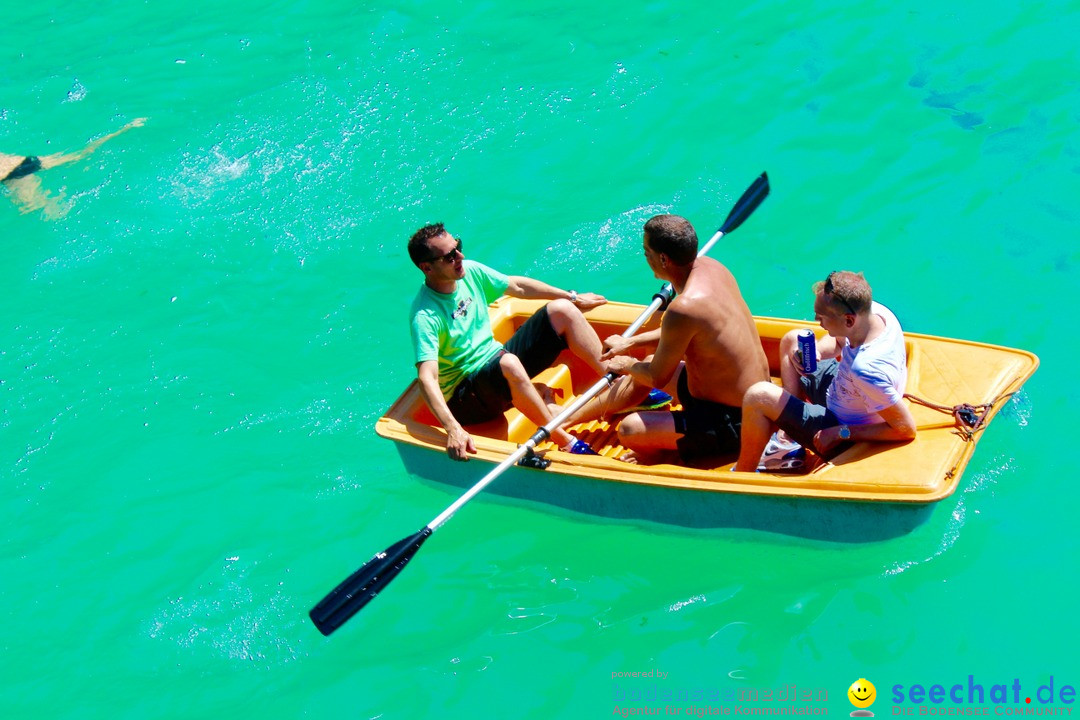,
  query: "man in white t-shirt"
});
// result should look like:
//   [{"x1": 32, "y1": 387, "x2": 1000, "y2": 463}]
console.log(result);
[{"x1": 734, "y1": 271, "x2": 916, "y2": 472}]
